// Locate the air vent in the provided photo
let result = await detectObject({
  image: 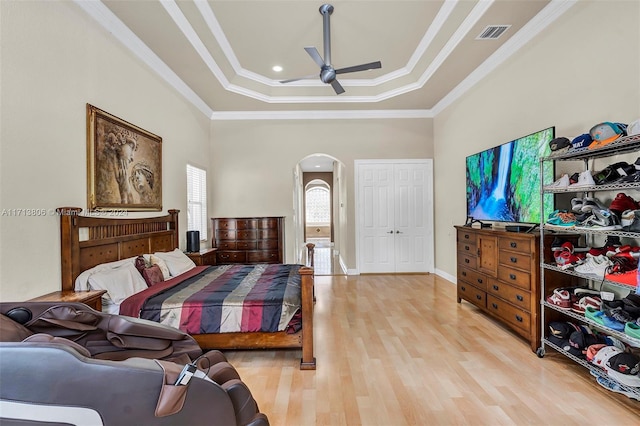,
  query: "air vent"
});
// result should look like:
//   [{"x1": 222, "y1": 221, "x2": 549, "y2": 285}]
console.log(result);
[{"x1": 476, "y1": 25, "x2": 511, "y2": 40}]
